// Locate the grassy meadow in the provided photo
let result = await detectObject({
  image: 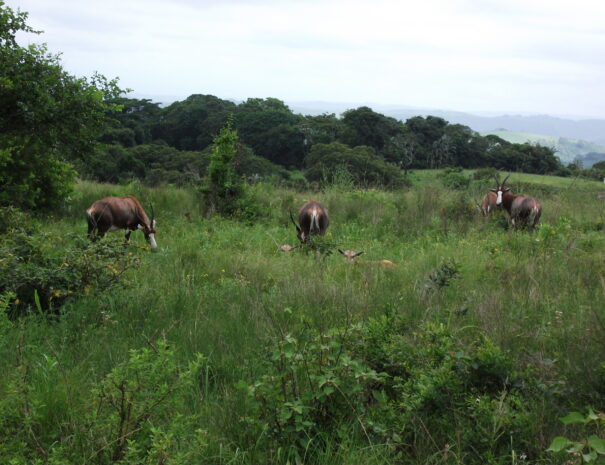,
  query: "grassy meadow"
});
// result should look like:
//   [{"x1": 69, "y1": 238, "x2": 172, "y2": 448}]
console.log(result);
[{"x1": 2, "y1": 171, "x2": 605, "y2": 464}]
